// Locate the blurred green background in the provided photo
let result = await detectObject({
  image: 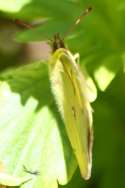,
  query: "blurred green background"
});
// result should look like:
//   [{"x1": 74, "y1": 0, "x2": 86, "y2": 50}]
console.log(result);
[{"x1": 0, "y1": 0, "x2": 125, "y2": 188}]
